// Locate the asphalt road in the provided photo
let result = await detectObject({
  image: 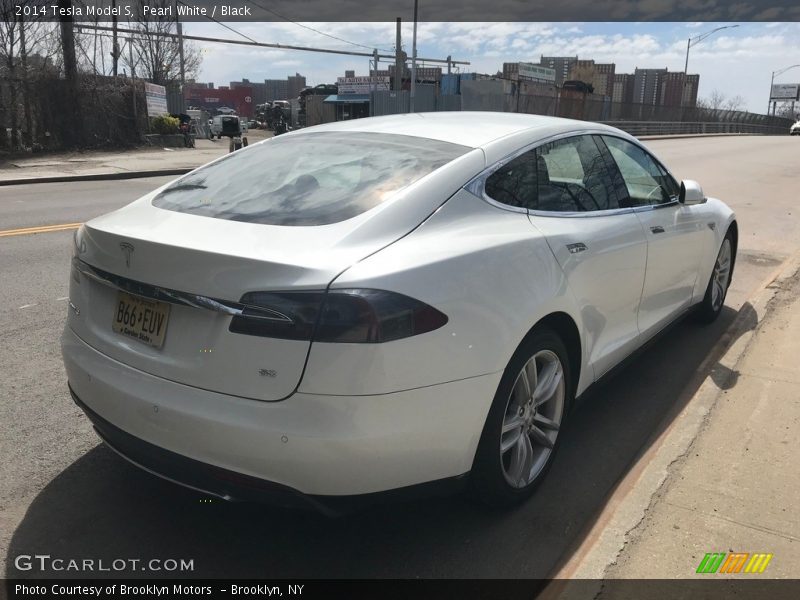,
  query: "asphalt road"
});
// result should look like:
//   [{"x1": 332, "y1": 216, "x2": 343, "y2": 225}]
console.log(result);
[{"x1": 1, "y1": 136, "x2": 798, "y2": 579}]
